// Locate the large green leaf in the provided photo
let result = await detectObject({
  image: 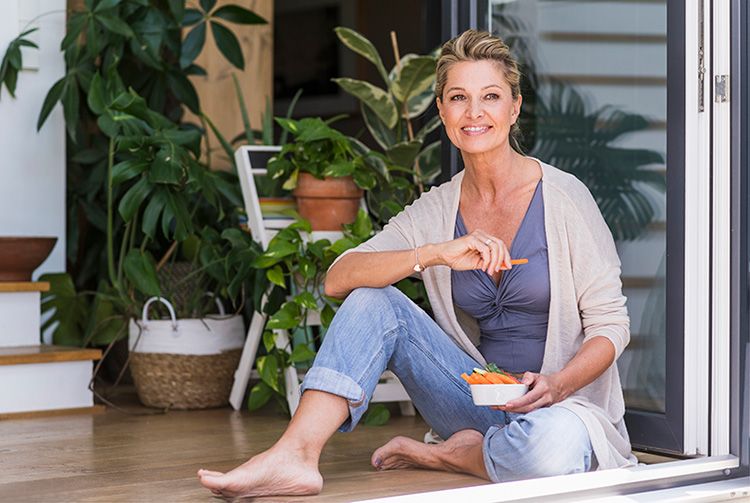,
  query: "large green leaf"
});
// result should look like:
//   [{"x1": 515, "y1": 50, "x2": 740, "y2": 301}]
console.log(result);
[
  {"x1": 407, "y1": 87, "x2": 436, "y2": 119},
  {"x1": 266, "y1": 265, "x2": 285, "y2": 288},
  {"x1": 118, "y1": 177, "x2": 152, "y2": 222},
  {"x1": 363, "y1": 403, "x2": 391, "y2": 426},
  {"x1": 361, "y1": 103, "x2": 398, "y2": 150},
  {"x1": 334, "y1": 27, "x2": 389, "y2": 84},
  {"x1": 256, "y1": 354, "x2": 279, "y2": 392},
  {"x1": 386, "y1": 140, "x2": 422, "y2": 168},
  {"x1": 247, "y1": 381, "x2": 273, "y2": 411},
  {"x1": 37, "y1": 77, "x2": 66, "y2": 131},
  {"x1": 97, "y1": 14, "x2": 134, "y2": 38},
  {"x1": 416, "y1": 141, "x2": 441, "y2": 184},
  {"x1": 61, "y1": 14, "x2": 87, "y2": 50},
  {"x1": 211, "y1": 21, "x2": 244, "y2": 70},
  {"x1": 289, "y1": 343, "x2": 316, "y2": 364},
  {"x1": 391, "y1": 55, "x2": 435, "y2": 103},
  {"x1": 332, "y1": 78, "x2": 397, "y2": 128},
  {"x1": 123, "y1": 249, "x2": 161, "y2": 296},
  {"x1": 93, "y1": 0, "x2": 121, "y2": 13},
  {"x1": 266, "y1": 302, "x2": 301, "y2": 330},
  {"x1": 200, "y1": 0, "x2": 217, "y2": 12},
  {"x1": 112, "y1": 159, "x2": 147, "y2": 185},
  {"x1": 39, "y1": 273, "x2": 88, "y2": 346},
  {"x1": 86, "y1": 72, "x2": 106, "y2": 114},
  {"x1": 180, "y1": 22, "x2": 206, "y2": 69},
  {"x1": 213, "y1": 5, "x2": 267, "y2": 25},
  {"x1": 141, "y1": 188, "x2": 168, "y2": 238},
  {"x1": 415, "y1": 115, "x2": 442, "y2": 141}
]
